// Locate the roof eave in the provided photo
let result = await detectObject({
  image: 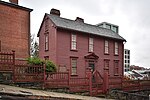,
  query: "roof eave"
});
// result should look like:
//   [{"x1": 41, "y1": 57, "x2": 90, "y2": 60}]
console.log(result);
[{"x1": 0, "y1": 1, "x2": 33, "y2": 12}]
